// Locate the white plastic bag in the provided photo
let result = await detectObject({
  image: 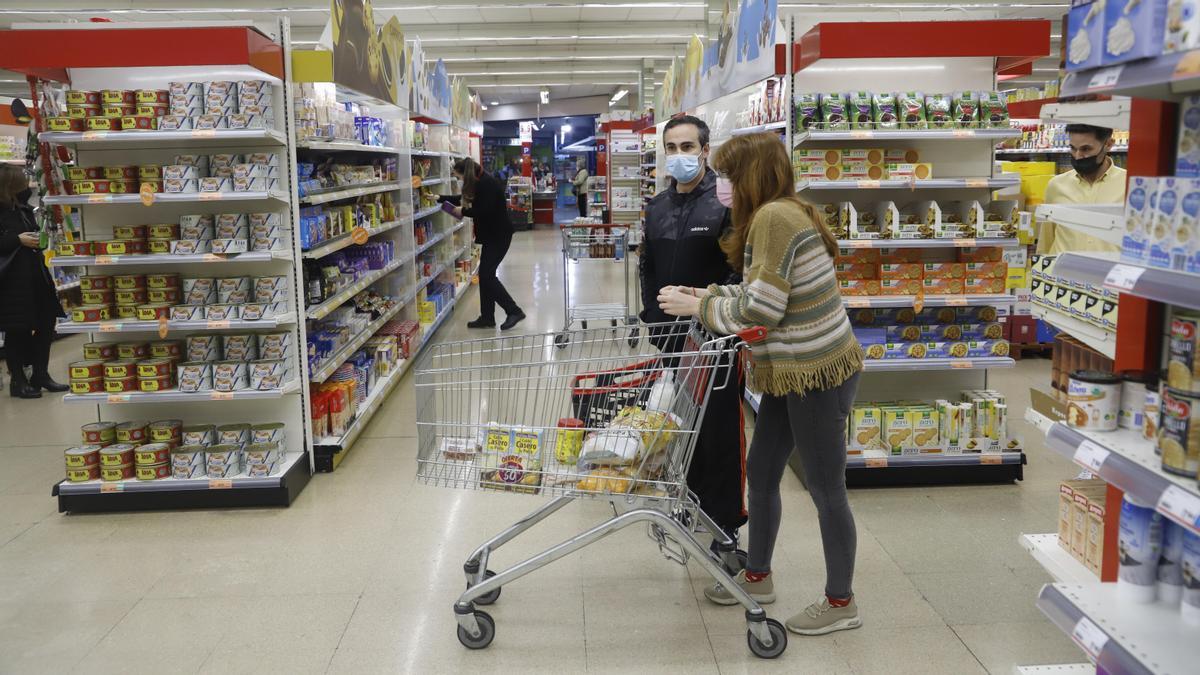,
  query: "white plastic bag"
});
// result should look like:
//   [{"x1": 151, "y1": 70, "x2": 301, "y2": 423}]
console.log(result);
[
  {"x1": 578, "y1": 430, "x2": 644, "y2": 465},
  {"x1": 646, "y1": 373, "x2": 676, "y2": 413}
]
